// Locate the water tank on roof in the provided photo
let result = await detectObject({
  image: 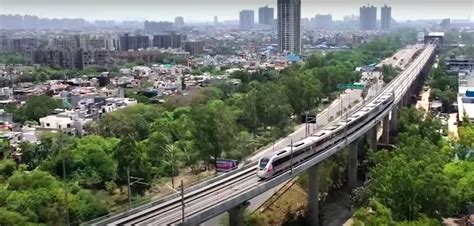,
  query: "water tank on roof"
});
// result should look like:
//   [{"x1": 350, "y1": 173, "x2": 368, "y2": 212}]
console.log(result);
[{"x1": 466, "y1": 90, "x2": 474, "y2": 97}]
